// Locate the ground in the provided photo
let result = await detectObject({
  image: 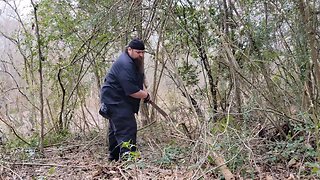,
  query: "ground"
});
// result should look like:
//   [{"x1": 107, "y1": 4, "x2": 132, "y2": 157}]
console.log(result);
[
  {"x1": 0, "y1": 131, "x2": 196, "y2": 180},
  {"x1": 0, "y1": 127, "x2": 318, "y2": 180}
]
